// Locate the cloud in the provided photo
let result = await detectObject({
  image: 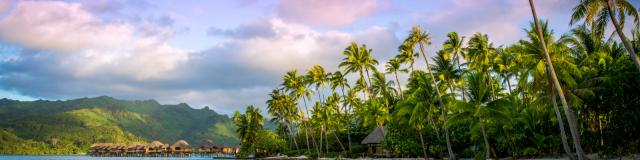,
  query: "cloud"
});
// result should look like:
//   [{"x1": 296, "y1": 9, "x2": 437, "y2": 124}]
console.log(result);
[
  {"x1": 276, "y1": 0, "x2": 379, "y2": 28},
  {"x1": 0, "y1": 1, "x2": 187, "y2": 80},
  {"x1": 213, "y1": 18, "x2": 399, "y2": 75},
  {"x1": 0, "y1": 0, "x2": 10, "y2": 13},
  {"x1": 420, "y1": 0, "x2": 575, "y2": 46}
]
